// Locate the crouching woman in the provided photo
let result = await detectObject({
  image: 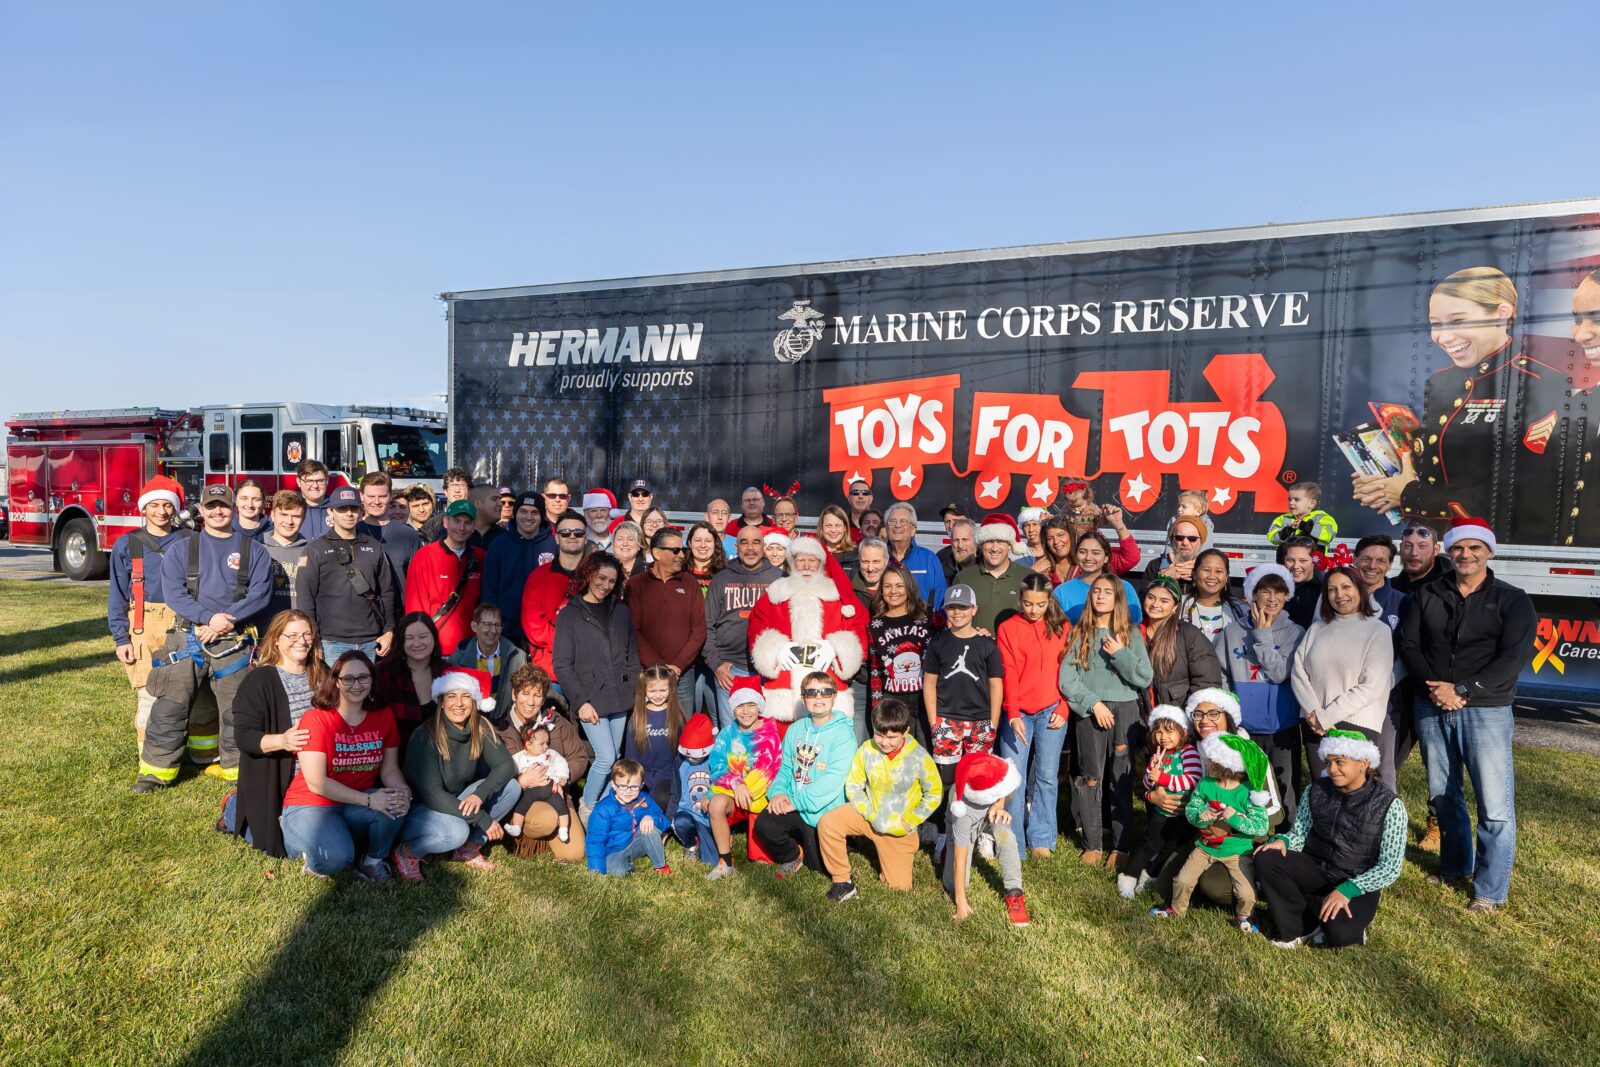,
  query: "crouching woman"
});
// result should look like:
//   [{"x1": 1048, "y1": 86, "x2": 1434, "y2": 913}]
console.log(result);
[{"x1": 1253, "y1": 729, "x2": 1407, "y2": 948}]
